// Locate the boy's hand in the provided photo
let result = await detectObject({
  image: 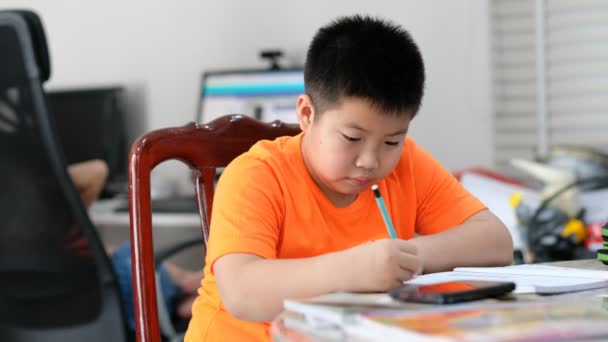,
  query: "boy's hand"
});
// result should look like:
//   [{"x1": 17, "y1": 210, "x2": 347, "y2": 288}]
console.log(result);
[{"x1": 341, "y1": 239, "x2": 422, "y2": 292}]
